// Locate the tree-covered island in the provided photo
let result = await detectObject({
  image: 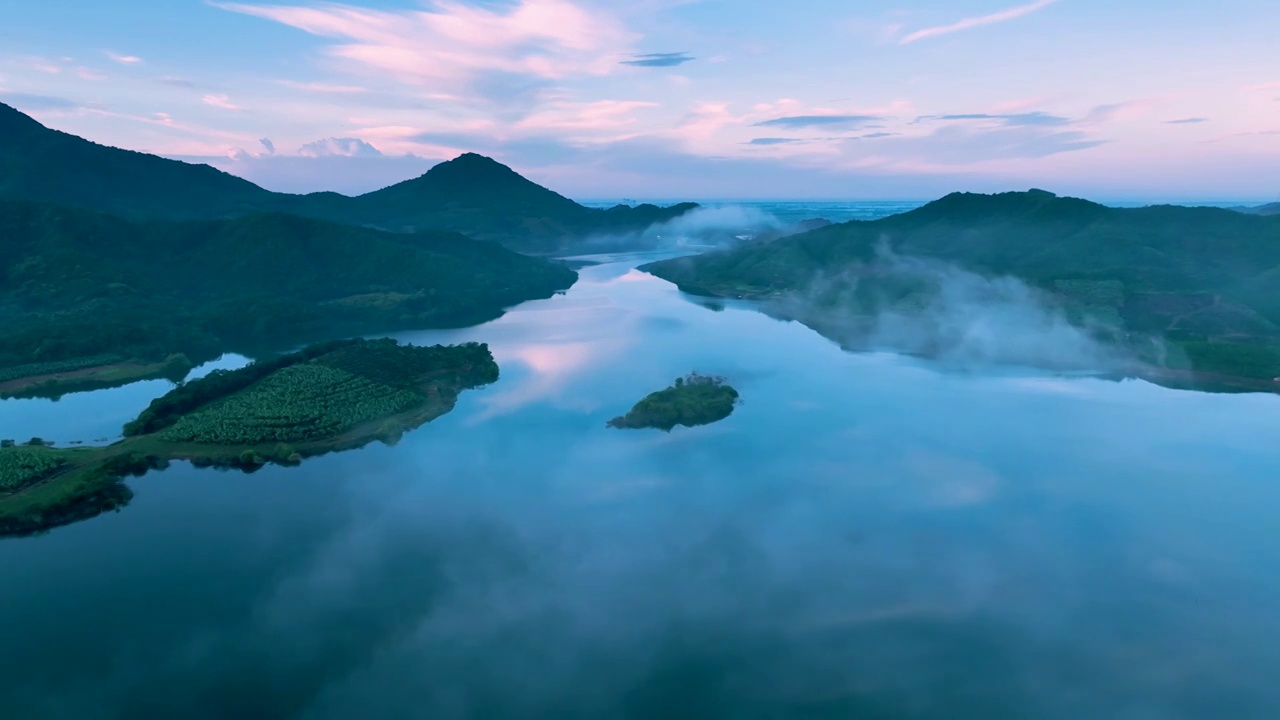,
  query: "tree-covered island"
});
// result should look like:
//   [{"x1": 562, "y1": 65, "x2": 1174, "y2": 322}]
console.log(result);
[
  {"x1": 0, "y1": 338, "x2": 499, "y2": 538},
  {"x1": 608, "y1": 373, "x2": 740, "y2": 432}
]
